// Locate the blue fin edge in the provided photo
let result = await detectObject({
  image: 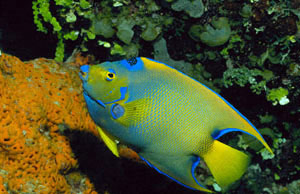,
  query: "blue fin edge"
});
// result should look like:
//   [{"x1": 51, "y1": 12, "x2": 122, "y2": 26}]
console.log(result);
[
  {"x1": 145, "y1": 57, "x2": 266, "y2": 143},
  {"x1": 212, "y1": 128, "x2": 258, "y2": 140},
  {"x1": 191, "y1": 157, "x2": 207, "y2": 189},
  {"x1": 139, "y1": 155, "x2": 207, "y2": 191}
]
